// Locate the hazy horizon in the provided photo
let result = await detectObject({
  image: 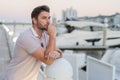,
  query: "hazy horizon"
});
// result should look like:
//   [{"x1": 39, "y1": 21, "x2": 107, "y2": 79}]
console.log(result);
[{"x1": 0, "y1": 0, "x2": 120, "y2": 22}]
